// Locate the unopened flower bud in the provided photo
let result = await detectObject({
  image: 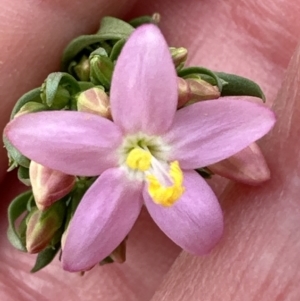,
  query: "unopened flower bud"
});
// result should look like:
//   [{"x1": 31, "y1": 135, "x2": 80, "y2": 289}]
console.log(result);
[
  {"x1": 152, "y1": 12, "x2": 161, "y2": 24},
  {"x1": 30, "y1": 161, "x2": 75, "y2": 211},
  {"x1": 177, "y1": 77, "x2": 220, "y2": 108},
  {"x1": 77, "y1": 87, "x2": 111, "y2": 119},
  {"x1": 89, "y1": 48, "x2": 114, "y2": 89},
  {"x1": 170, "y1": 47, "x2": 188, "y2": 69},
  {"x1": 26, "y1": 203, "x2": 65, "y2": 253},
  {"x1": 73, "y1": 55, "x2": 90, "y2": 82},
  {"x1": 208, "y1": 143, "x2": 270, "y2": 185},
  {"x1": 40, "y1": 84, "x2": 70, "y2": 109},
  {"x1": 14, "y1": 102, "x2": 48, "y2": 118}
]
